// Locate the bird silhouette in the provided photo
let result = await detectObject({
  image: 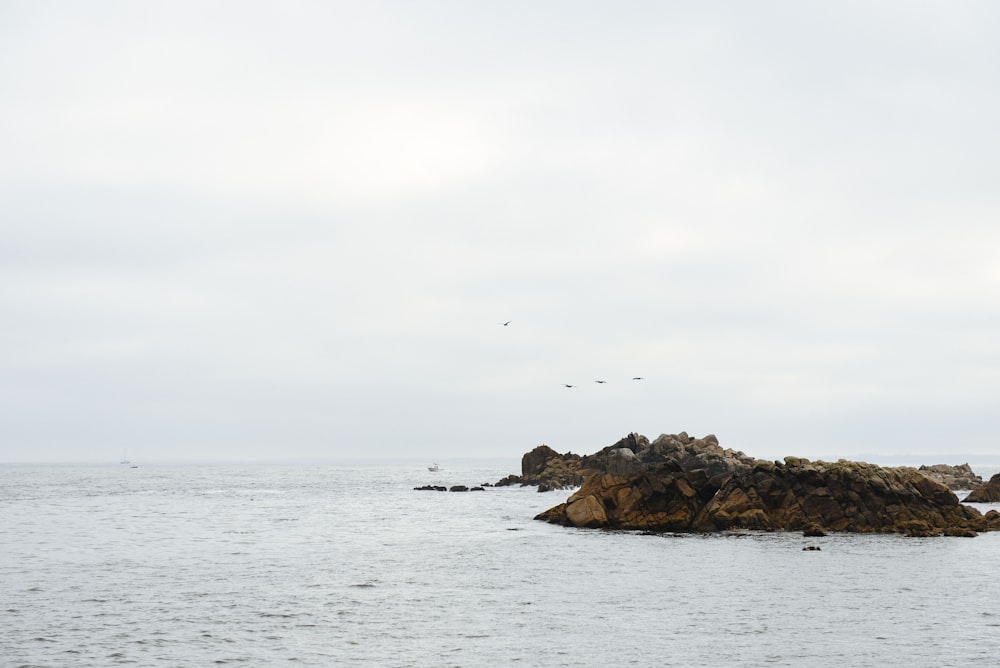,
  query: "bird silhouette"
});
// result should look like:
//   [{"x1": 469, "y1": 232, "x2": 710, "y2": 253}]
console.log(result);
[
  {"x1": 595, "y1": 380, "x2": 607, "y2": 384},
  {"x1": 563, "y1": 384, "x2": 575, "y2": 388},
  {"x1": 499, "y1": 321, "x2": 511, "y2": 326},
  {"x1": 632, "y1": 377, "x2": 644, "y2": 380}
]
